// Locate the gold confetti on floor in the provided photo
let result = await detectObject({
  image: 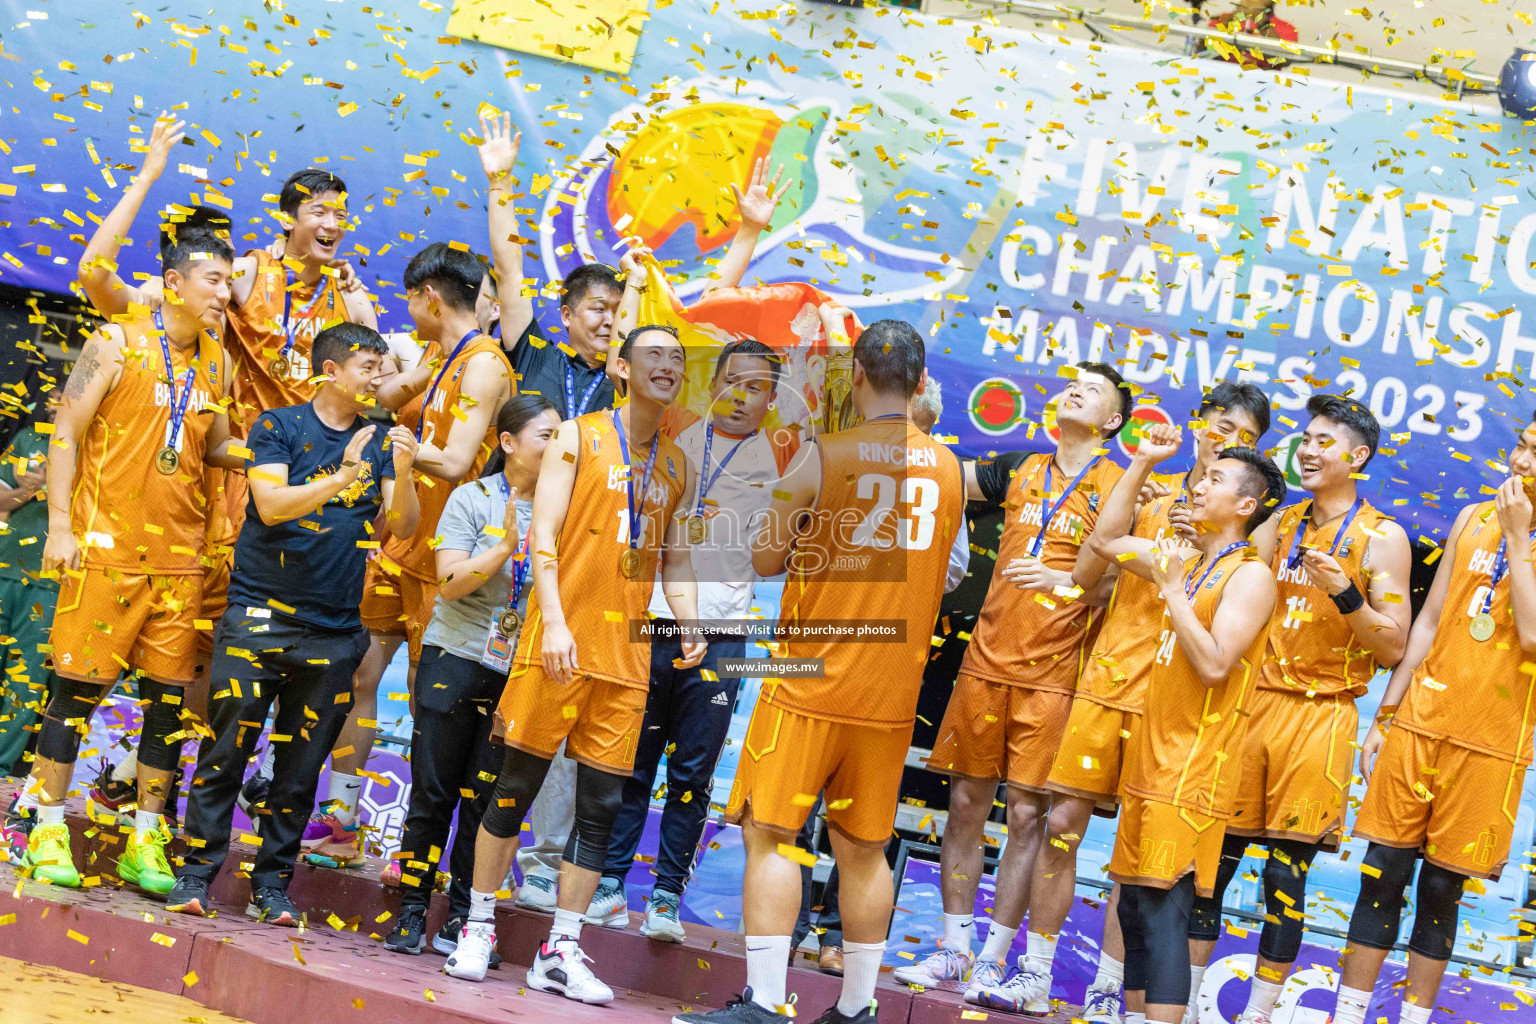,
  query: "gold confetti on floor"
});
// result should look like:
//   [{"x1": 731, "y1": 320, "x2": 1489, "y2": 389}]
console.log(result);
[{"x1": 0, "y1": 954, "x2": 253, "y2": 1024}]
